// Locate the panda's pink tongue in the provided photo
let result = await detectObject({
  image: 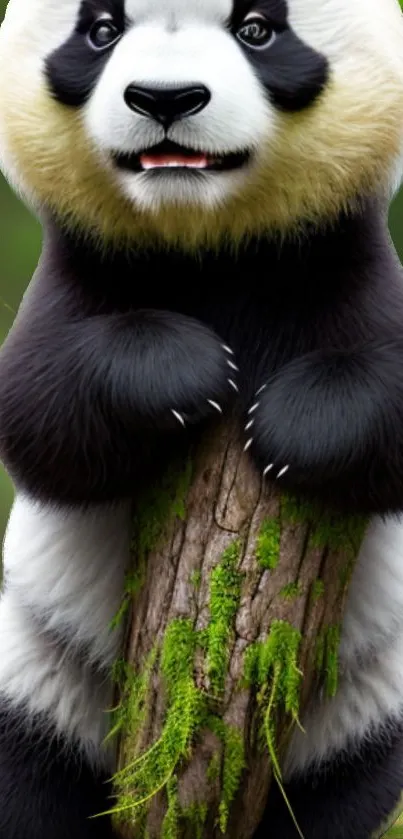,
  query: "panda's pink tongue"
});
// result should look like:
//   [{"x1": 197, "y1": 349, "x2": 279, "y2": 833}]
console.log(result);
[{"x1": 140, "y1": 152, "x2": 209, "y2": 170}]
